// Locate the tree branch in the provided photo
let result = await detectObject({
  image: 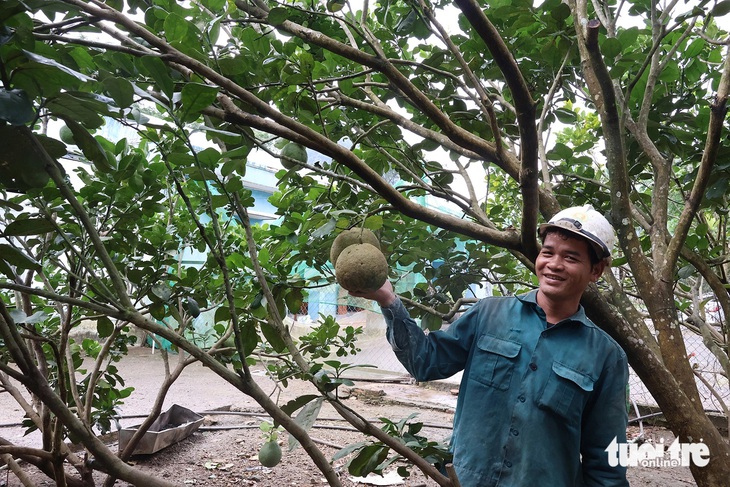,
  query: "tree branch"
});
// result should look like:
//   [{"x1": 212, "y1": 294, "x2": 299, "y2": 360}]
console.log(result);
[
  {"x1": 452, "y1": 0, "x2": 540, "y2": 259},
  {"x1": 666, "y1": 46, "x2": 730, "y2": 270}
]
